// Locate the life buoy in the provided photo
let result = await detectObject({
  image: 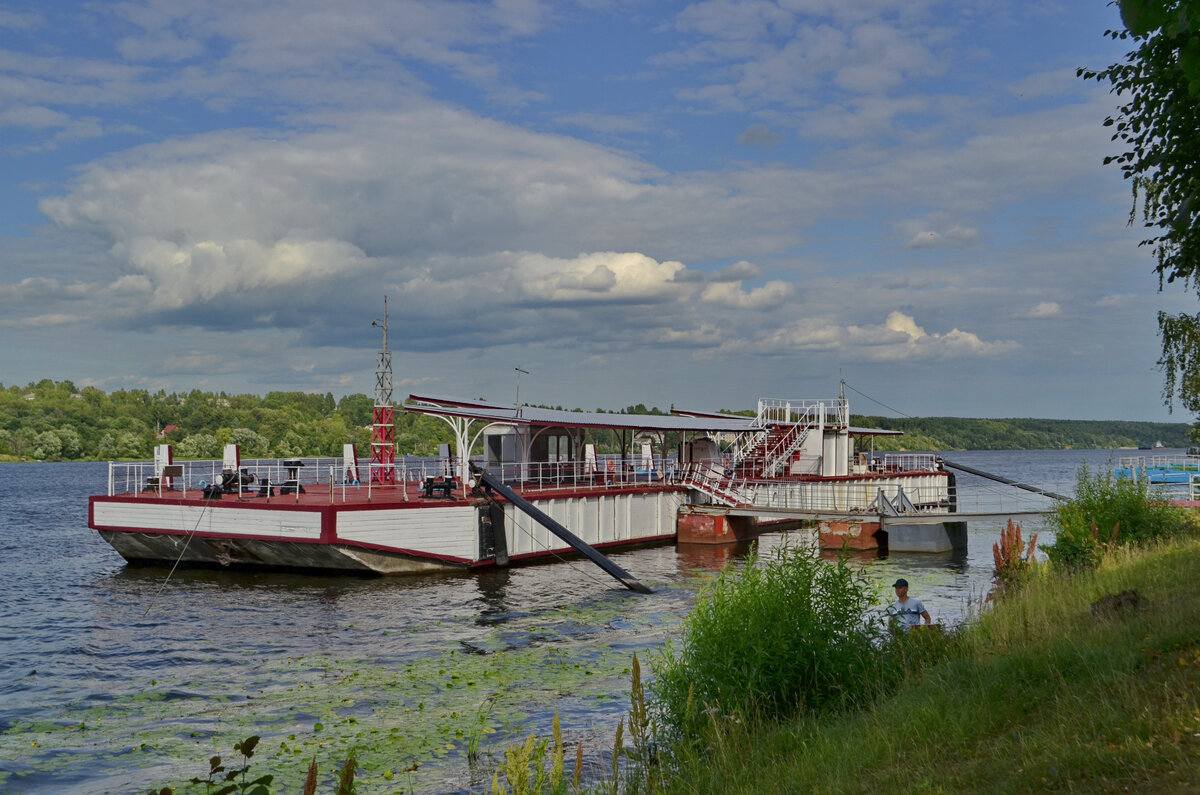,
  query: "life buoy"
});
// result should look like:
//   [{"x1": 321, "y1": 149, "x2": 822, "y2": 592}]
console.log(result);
[{"x1": 606, "y1": 459, "x2": 616, "y2": 472}]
